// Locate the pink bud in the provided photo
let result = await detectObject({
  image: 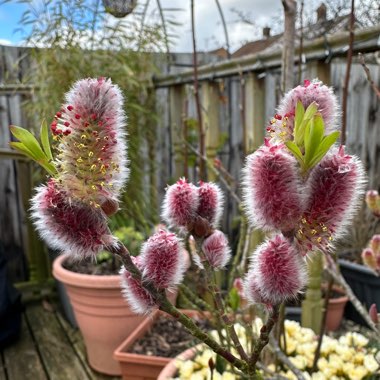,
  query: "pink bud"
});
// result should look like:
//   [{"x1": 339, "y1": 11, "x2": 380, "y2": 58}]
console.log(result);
[
  {"x1": 243, "y1": 274, "x2": 271, "y2": 308},
  {"x1": 201, "y1": 230, "x2": 231, "y2": 269},
  {"x1": 366, "y1": 190, "x2": 380, "y2": 217},
  {"x1": 140, "y1": 230, "x2": 186, "y2": 289},
  {"x1": 197, "y1": 182, "x2": 224, "y2": 227},
  {"x1": 244, "y1": 235, "x2": 307, "y2": 305},
  {"x1": 31, "y1": 179, "x2": 116, "y2": 258},
  {"x1": 362, "y1": 248, "x2": 377, "y2": 270},
  {"x1": 120, "y1": 257, "x2": 156, "y2": 314},
  {"x1": 277, "y1": 79, "x2": 339, "y2": 134},
  {"x1": 55, "y1": 78, "x2": 129, "y2": 206},
  {"x1": 161, "y1": 178, "x2": 199, "y2": 228},
  {"x1": 370, "y1": 235, "x2": 380, "y2": 255},
  {"x1": 296, "y1": 146, "x2": 365, "y2": 255},
  {"x1": 369, "y1": 304, "x2": 379, "y2": 324},
  {"x1": 242, "y1": 142, "x2": 305, "y2": 233},
  {"x1": 233, "y1": 278, "x2": 244, "y2": 298}
]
